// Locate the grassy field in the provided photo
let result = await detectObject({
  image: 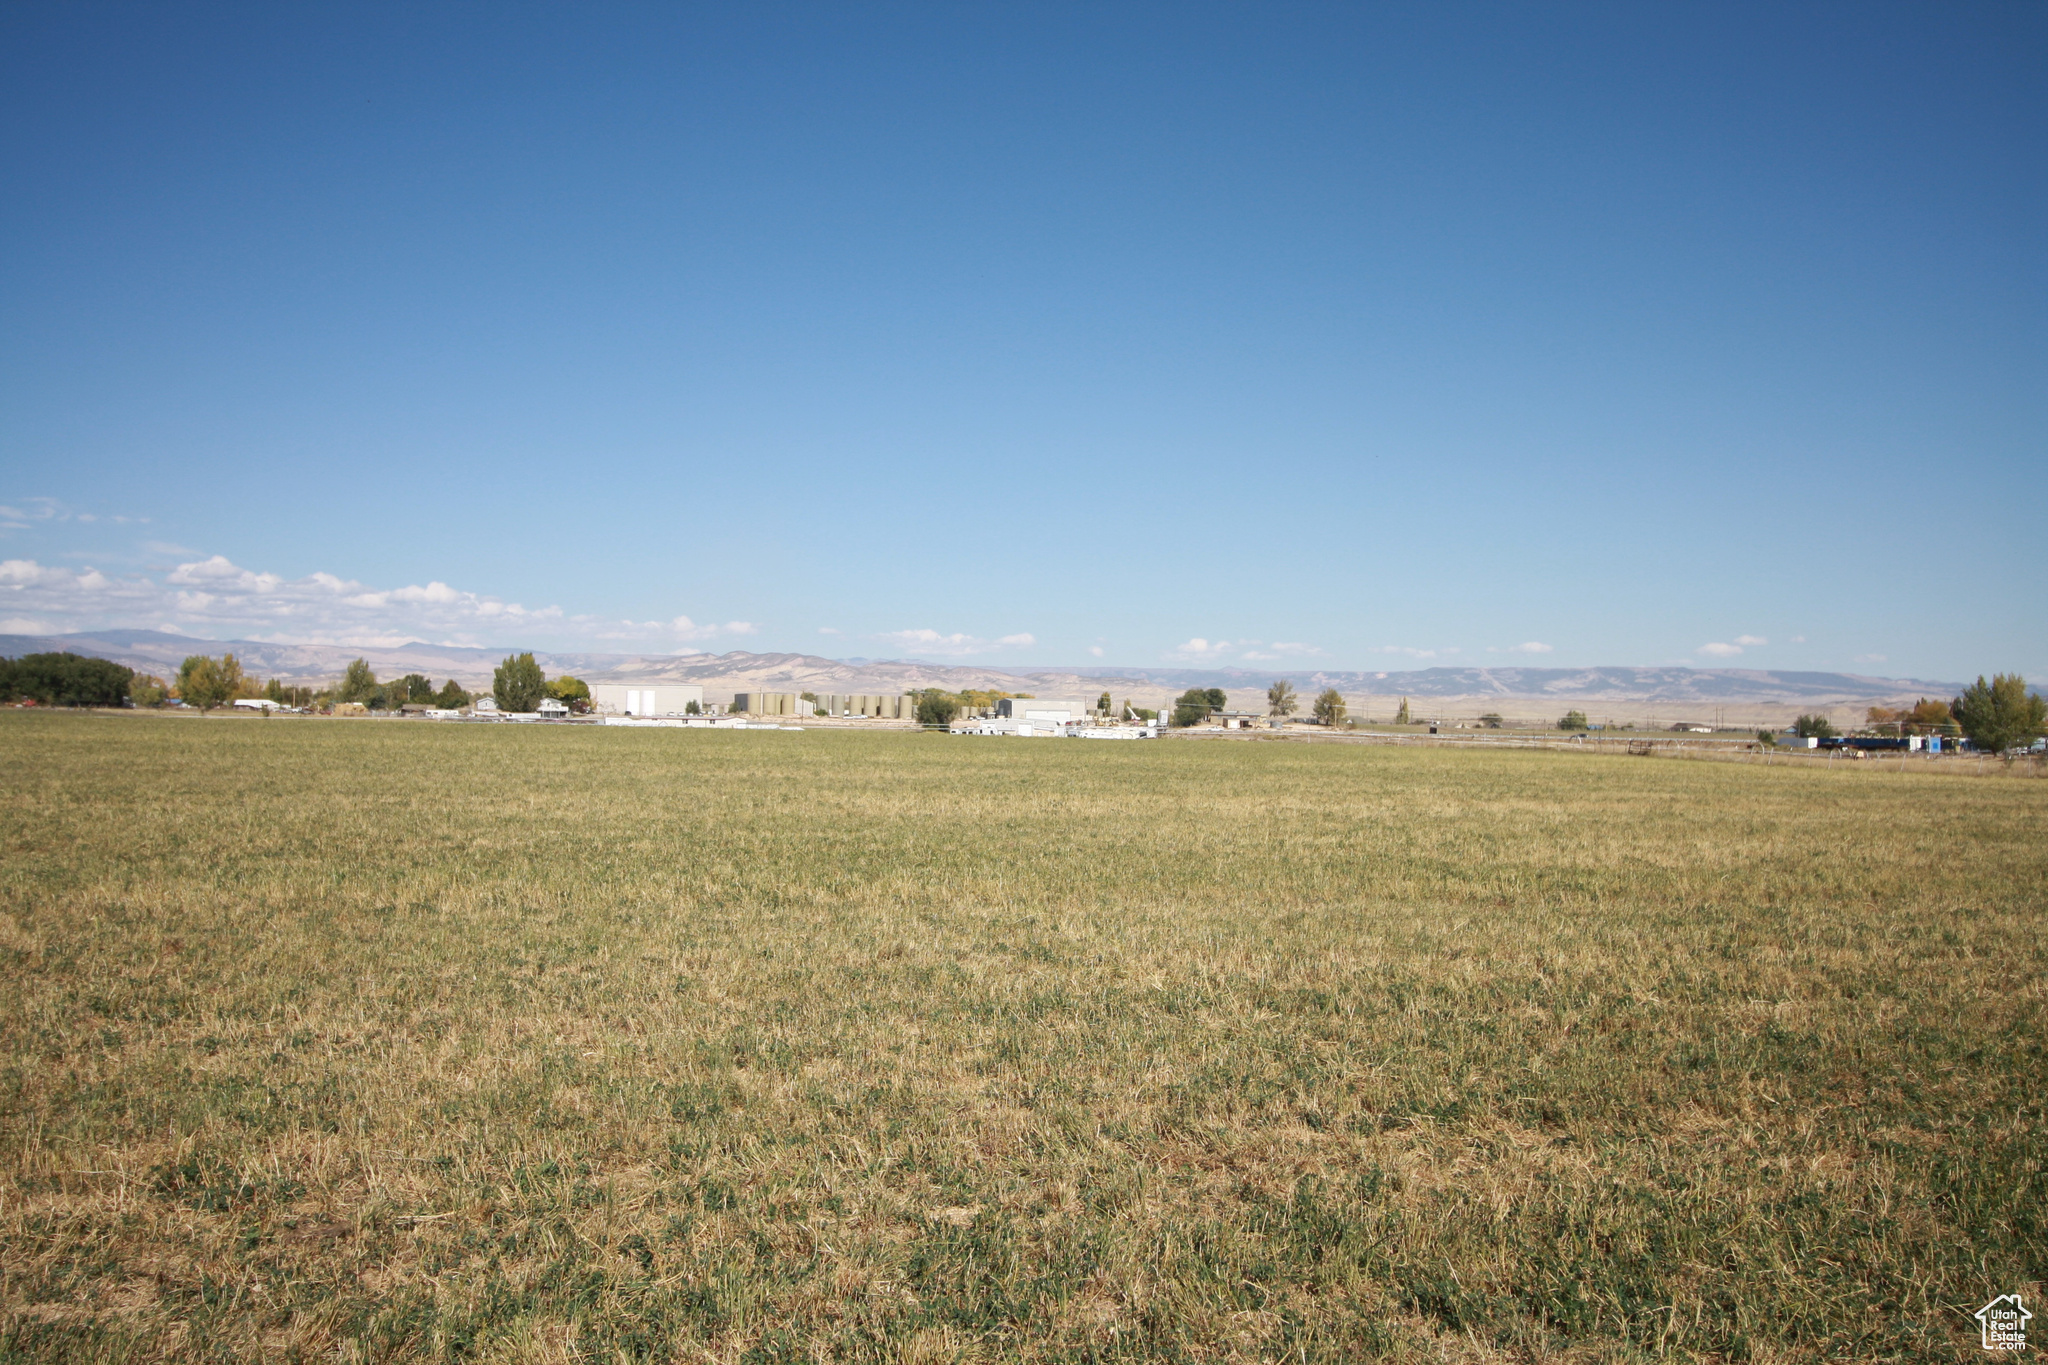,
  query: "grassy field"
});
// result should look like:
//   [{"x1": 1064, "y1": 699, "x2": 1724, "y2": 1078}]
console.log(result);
[{"x1": 0, "y1": 712, "x2": 2041, "y2": 1363}]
